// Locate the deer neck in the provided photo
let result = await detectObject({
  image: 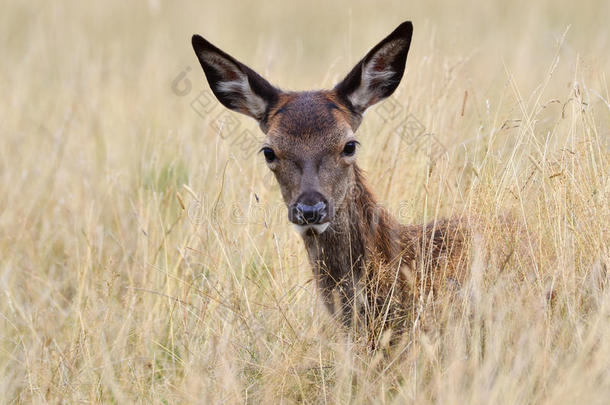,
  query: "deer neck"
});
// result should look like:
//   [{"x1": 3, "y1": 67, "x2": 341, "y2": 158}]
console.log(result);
[{"x1": 300, "y1": 166, "x2": 404, "y2": 307}]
